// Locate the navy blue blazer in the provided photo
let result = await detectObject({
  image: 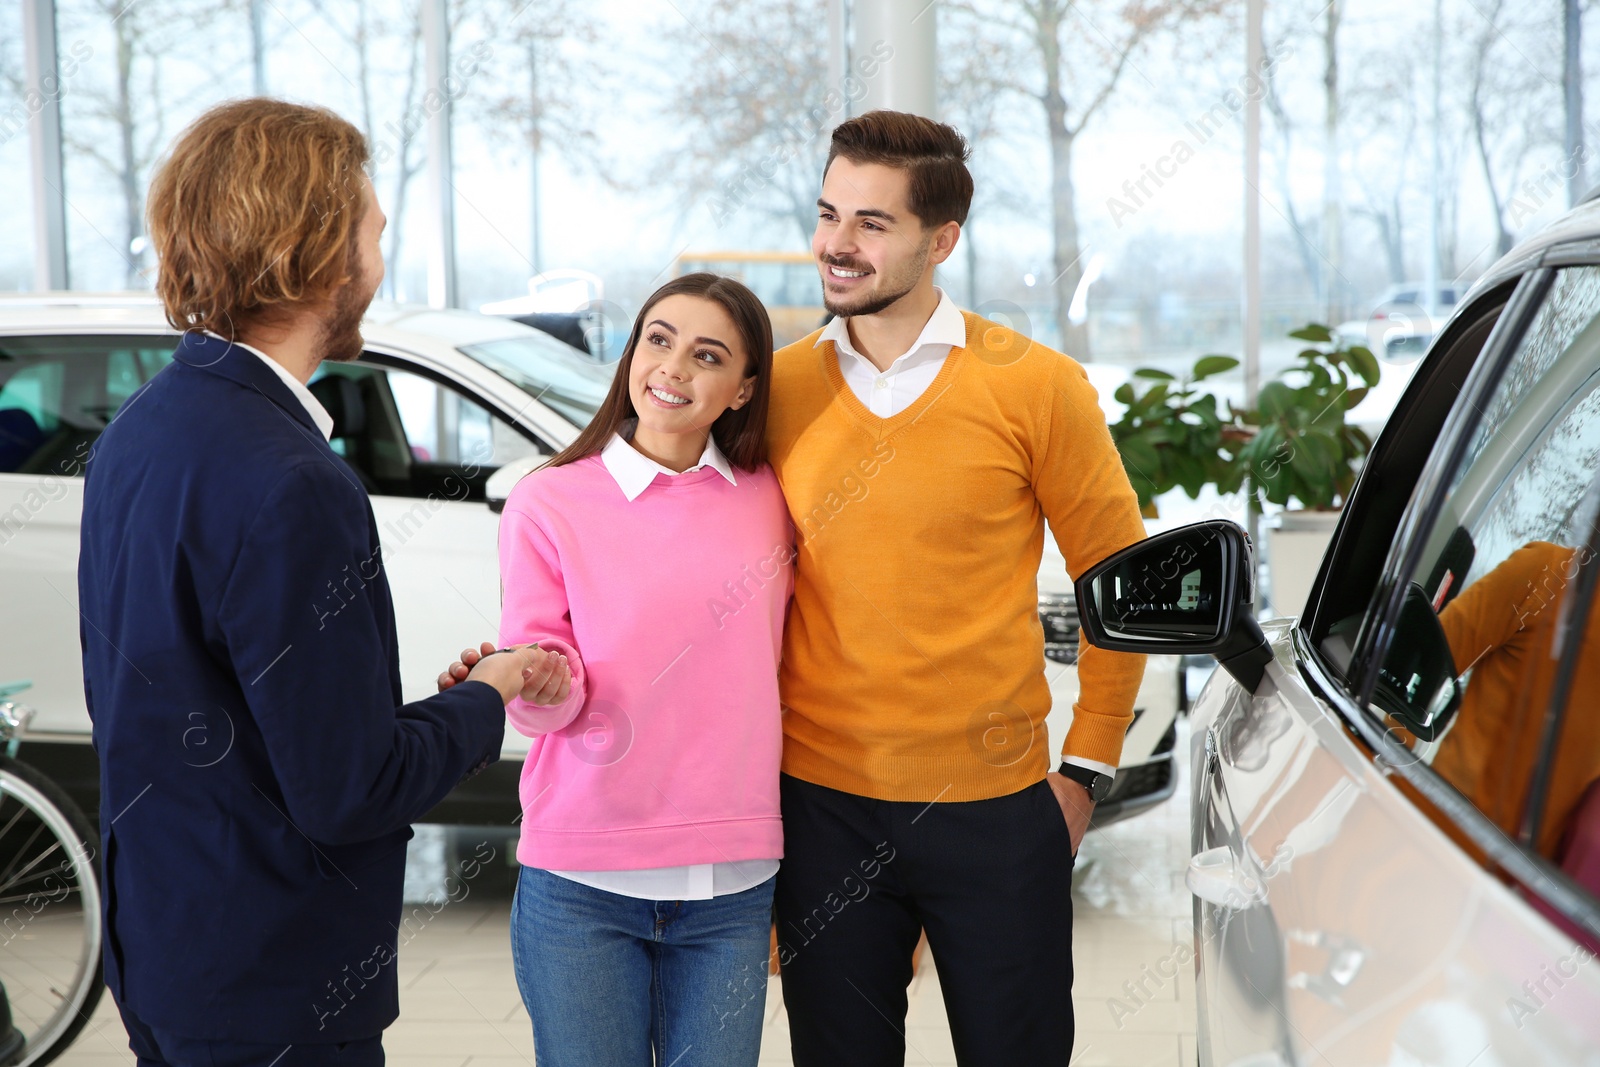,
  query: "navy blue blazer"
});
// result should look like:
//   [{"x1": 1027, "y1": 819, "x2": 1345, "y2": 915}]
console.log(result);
[{"x1": 78, "y1": 332, "x2": 507, "y2": 1042}]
